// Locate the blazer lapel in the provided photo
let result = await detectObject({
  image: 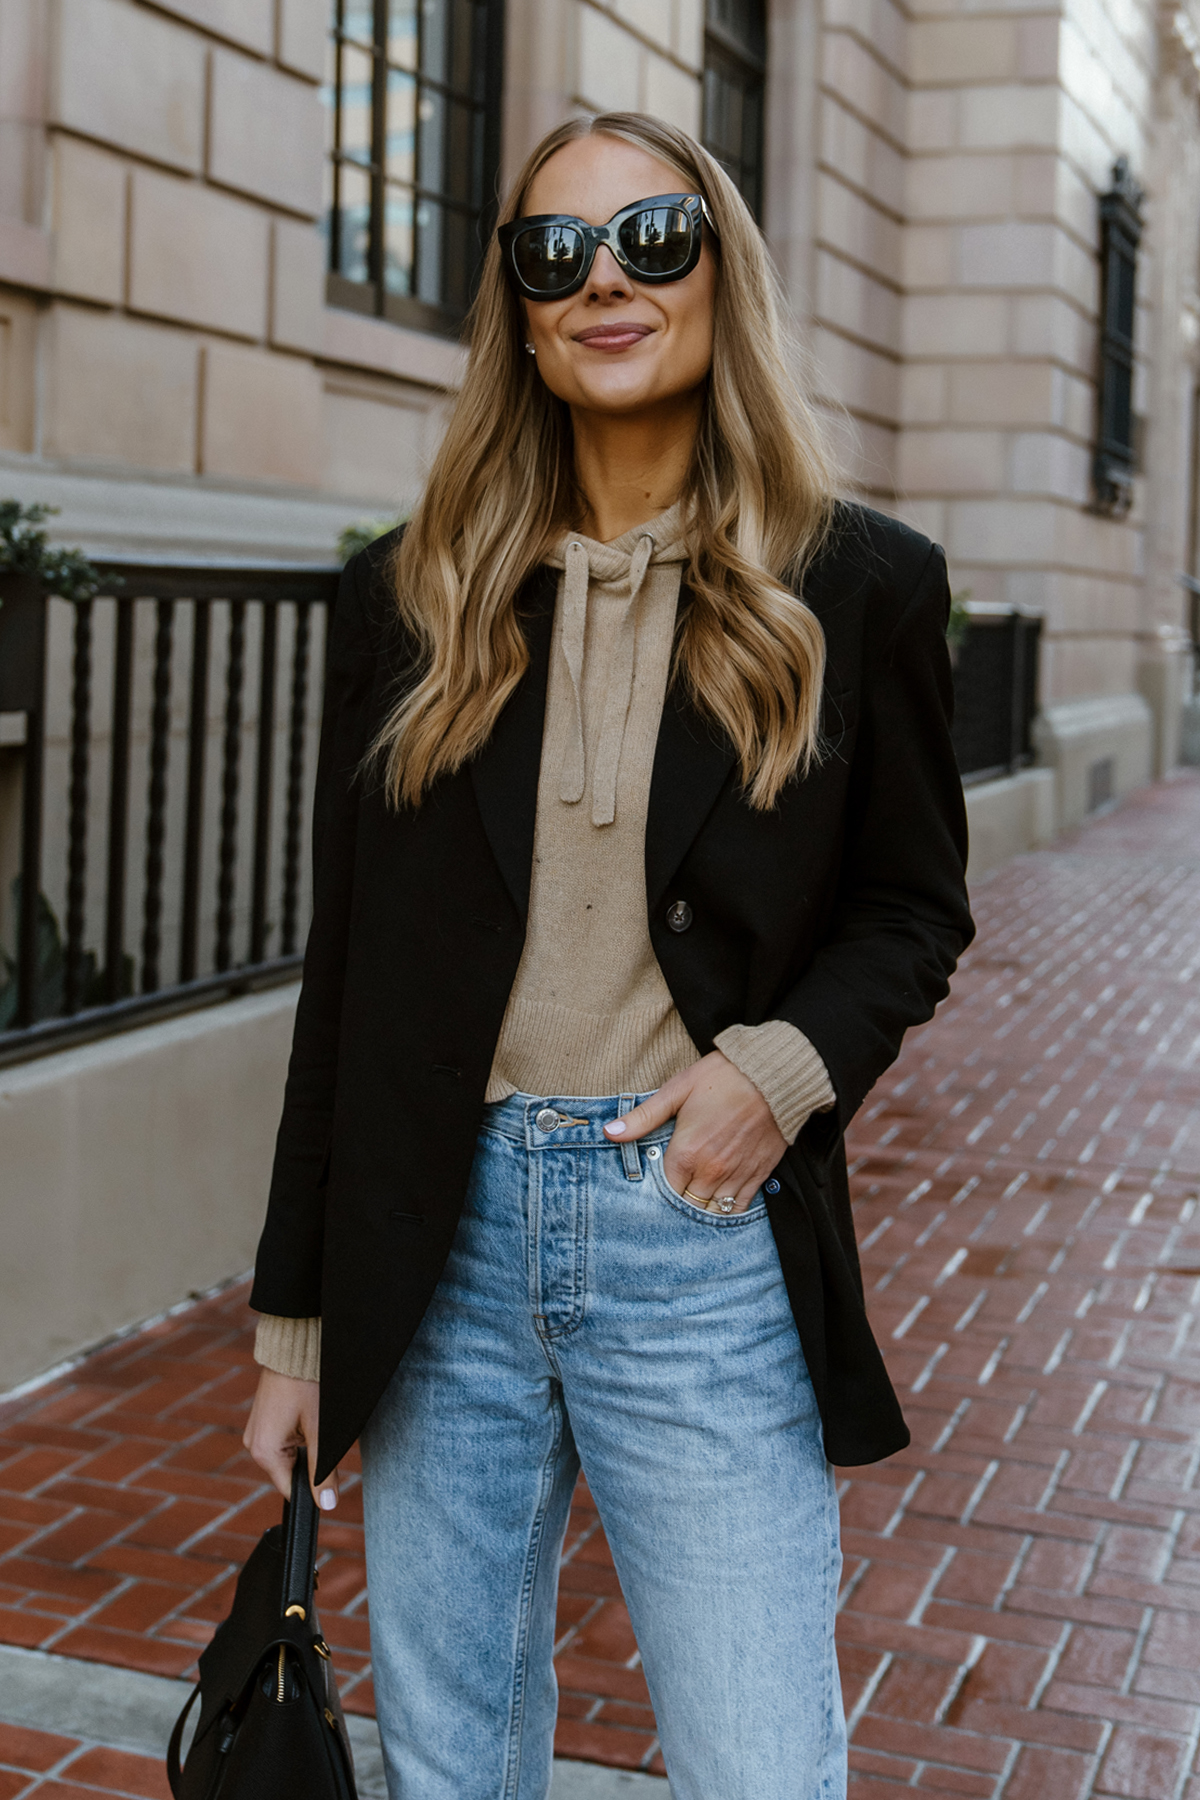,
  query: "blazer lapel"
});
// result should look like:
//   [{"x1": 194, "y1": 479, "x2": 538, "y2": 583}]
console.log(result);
[
  {"x1": 645, "y1": 667, "x2": 738, "y2": 910},
  {"x1": 469, "y1": 566, "x2": 557, "y2": 922}
]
